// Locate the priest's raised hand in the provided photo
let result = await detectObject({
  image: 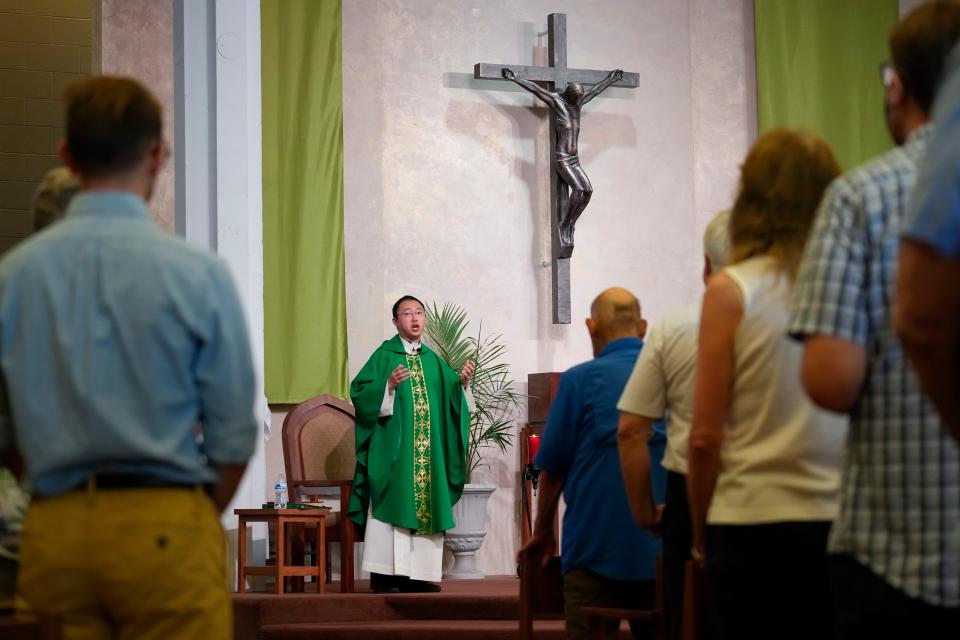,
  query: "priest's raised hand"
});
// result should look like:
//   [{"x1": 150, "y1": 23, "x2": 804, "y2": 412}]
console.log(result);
[
  {"x1": 388, "y1": 364, "x2": 411, "y2": 391},
  {"x1": 460, "y1": 360, "x2": 475, "y2": 388}
]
